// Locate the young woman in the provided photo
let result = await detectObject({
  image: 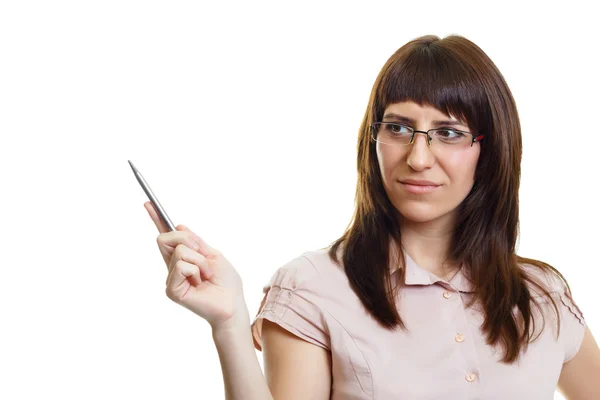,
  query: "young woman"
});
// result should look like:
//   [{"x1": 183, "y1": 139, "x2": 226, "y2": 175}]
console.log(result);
[{"x1": 145, "y1": 34, "x2": 600, "y2": 399}]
